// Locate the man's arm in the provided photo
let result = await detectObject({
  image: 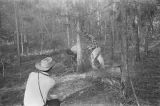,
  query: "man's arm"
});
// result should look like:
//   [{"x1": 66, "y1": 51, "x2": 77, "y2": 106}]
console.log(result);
[{"x1": 53, "y1": 73, "x2": 86, "y2": 84}]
